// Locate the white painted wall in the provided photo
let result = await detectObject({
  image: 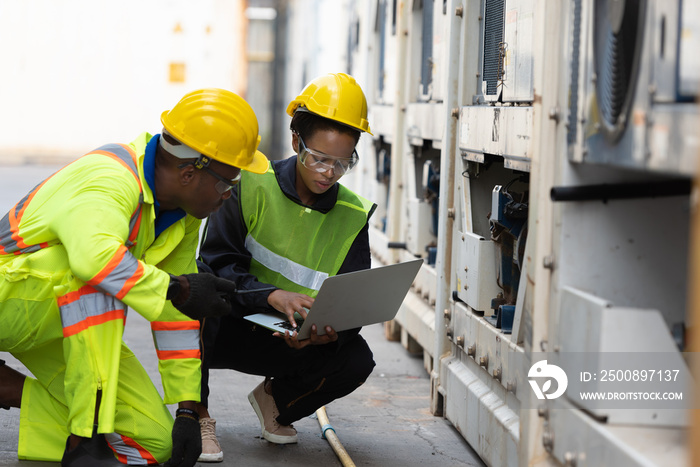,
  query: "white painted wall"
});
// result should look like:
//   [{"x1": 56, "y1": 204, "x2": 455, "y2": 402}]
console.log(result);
[{"x1": 0, "y1": 0, "x2": 246, "y2": 163}]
